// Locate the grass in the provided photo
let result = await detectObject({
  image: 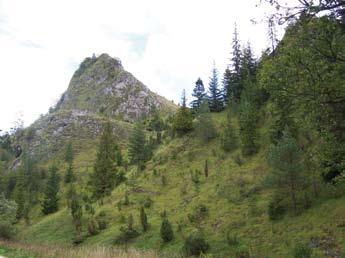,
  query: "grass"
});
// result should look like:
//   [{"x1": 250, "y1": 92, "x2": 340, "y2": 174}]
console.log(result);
[
  {"x1": 15, "y1": 111, "x2": 345, "y2": 258},
  {"x1": 0, "y1": 240, "x2": 163, "y2": 258}
]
